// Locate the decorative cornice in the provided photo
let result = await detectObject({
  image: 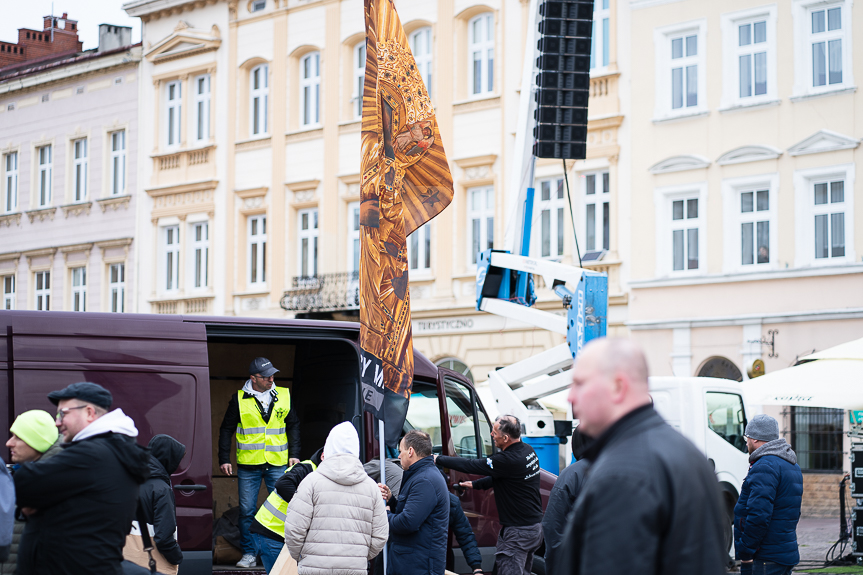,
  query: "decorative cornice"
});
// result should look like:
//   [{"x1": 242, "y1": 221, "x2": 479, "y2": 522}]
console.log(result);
[
  {"x1": 95, "y1": 238, "x2": 133, "y2": 255},
  {"x1": 284, "y1": 179, "x2": 320, "y2": 192},
  {"x1": 588, "y1": 115, "x2": 624, "y2": 131},
  {"x1": 146, "y1": 179, "x2": 219, "y2": 197},
  {"x1": 0, "y1": 213, "x2": 21, "y2": 228},
  {"x1": 59, "y1": 243, "x2": 94, "y2": 255},
  {"x1": 453, "y1": 96, "x2": 501, "y2": 115},
  {"x1": 25, "y1": 207, "x2": 57, "y2": 223},
  {"x1": 96, "y1": 195, "x2": 132, "y2": 212},
  {"x1": 285, "y1": 128, "x2": 323, "y2": 144},
  {"x1": 787, "y1": 129, "x2": 860, "y2": 157},
  {"x1": 338, "y1": 121, "x2": 362, "y2": 134},
  {"x1": 235, "y1": 186, "x2": 269, "y2": 199},
  {"x1": 717, "y1": 145, "x2": 782, "y2": 166},
  {"x1": 649, "y1": 154, "x2": 711, "y2": 174},
  {"x1": 60, "y1": 202, "x2": 92, "y2": 218},
  {"x1": 0, "y1": 251, "x2": 21, "y2": 263},
  {"x1": 126, "y1": 0, "x2": 221, "y2": 21},
  {"x1": 235, "y1": 137, "x2": 272, "y2": 151},
  {"x1": 454, "y1": 154, "x2": 498, "y2": 169}
]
